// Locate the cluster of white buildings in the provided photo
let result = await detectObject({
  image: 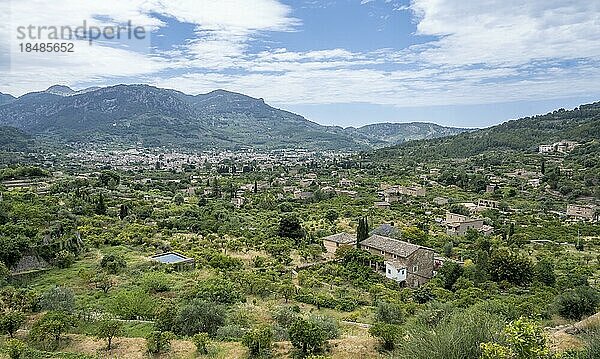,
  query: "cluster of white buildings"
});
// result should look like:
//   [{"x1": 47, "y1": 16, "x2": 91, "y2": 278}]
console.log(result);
[{"x1": 539, "y1": 141, "x2": 579, "y2": 154}]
